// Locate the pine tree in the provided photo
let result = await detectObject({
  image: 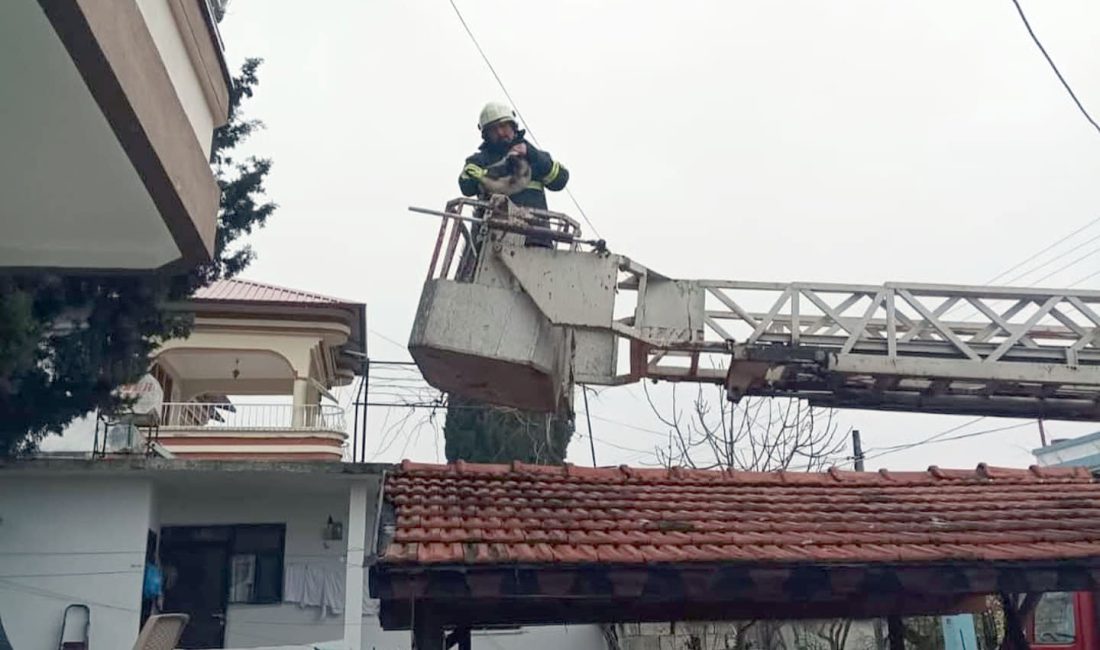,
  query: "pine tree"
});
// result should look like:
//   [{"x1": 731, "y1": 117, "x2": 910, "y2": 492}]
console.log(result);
[{"x1": 443, "y1": 395, "x2": 574, "y2": 465}]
